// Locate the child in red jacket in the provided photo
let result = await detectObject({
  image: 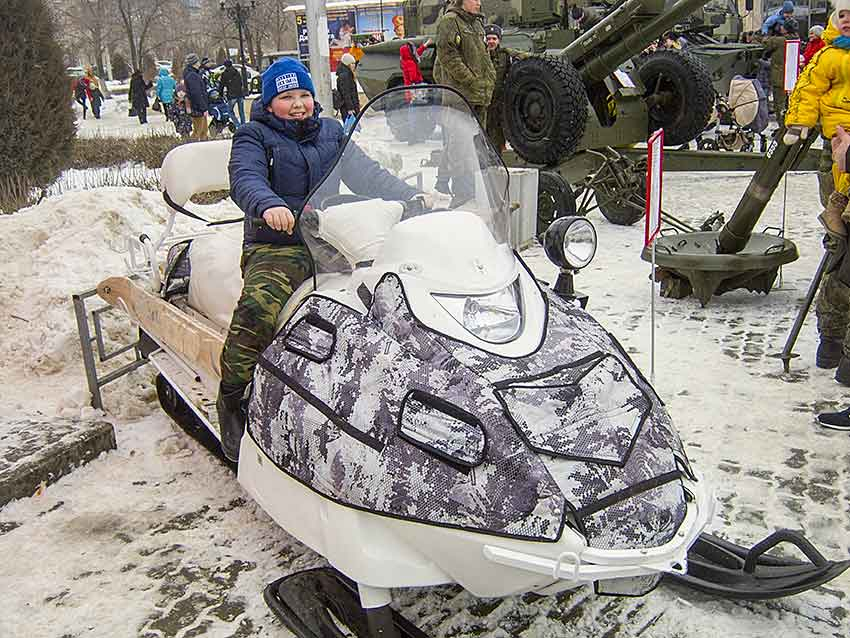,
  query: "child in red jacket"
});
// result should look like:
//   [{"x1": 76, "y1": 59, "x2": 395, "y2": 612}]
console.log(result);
[
  {"x1": 803, "y1": 25, "x2": 826, "y2": 66},
  {"x1": 400, "y1": 39, "x2": 432, "y2": 101}
]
